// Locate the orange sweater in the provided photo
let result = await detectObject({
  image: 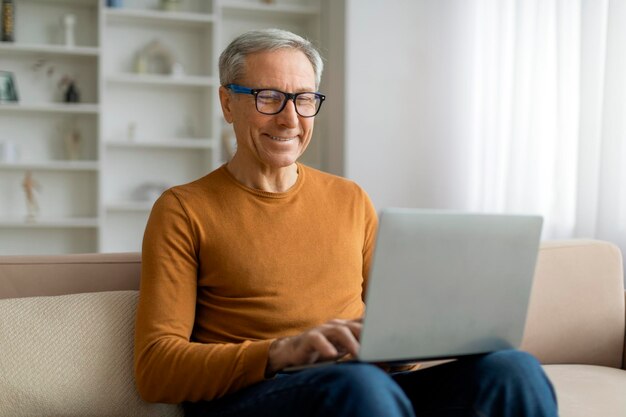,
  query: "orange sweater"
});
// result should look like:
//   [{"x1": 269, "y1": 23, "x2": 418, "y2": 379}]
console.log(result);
[{"x1": 134, "y1": 164, "x2": 378, "y2": 403}]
